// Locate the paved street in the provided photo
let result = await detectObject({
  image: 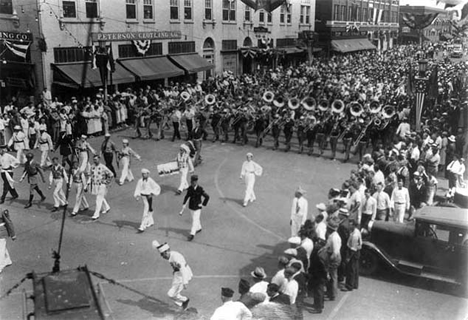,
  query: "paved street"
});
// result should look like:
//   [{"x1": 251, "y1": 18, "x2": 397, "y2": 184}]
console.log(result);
[{"x1": 0, "y1": 129, "x2": 467, "y2": 320}]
